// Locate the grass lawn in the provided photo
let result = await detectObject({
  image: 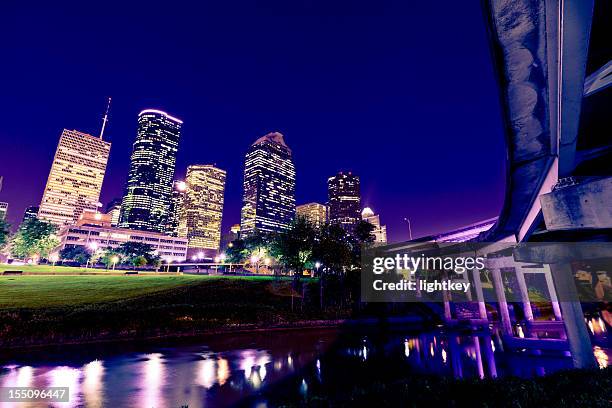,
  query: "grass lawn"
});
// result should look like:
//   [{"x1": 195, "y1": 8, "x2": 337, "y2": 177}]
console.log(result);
[
  {"x1": 0, "y1": 274, "x2": 276, "y2": 309},
  {"x1": 0, "y1": 264, "x2": 137, "y2": 274}
]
